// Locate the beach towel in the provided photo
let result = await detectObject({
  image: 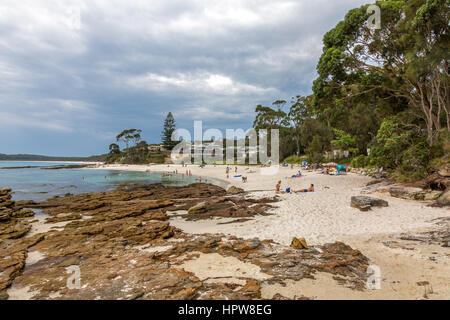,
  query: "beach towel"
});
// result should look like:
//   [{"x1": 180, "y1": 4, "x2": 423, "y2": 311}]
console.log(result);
[{"x1": 234, "y1": 175, "x2": 242, "y2": 178}]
